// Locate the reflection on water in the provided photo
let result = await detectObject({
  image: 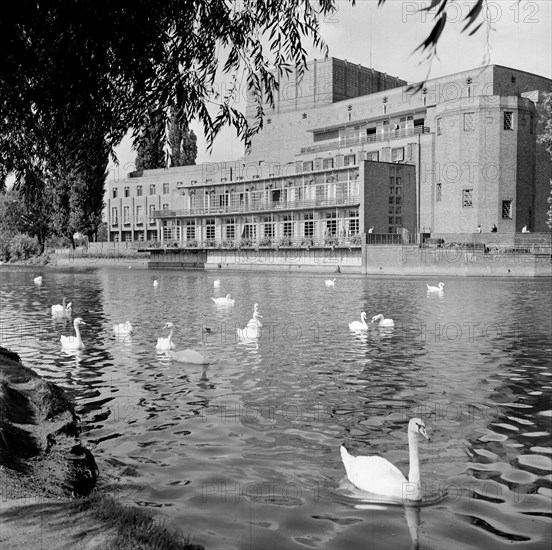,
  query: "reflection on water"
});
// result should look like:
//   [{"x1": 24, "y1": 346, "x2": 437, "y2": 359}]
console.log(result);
[{"x1": 1, "y1": 266, "x2": 551, "y2": 549}]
